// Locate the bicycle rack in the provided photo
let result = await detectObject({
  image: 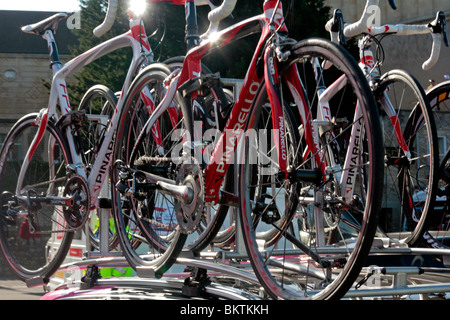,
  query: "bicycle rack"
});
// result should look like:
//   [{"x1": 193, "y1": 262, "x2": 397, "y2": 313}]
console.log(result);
[{"x1": 46, "y1": 78, "x2": 450, "y2": 300}]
